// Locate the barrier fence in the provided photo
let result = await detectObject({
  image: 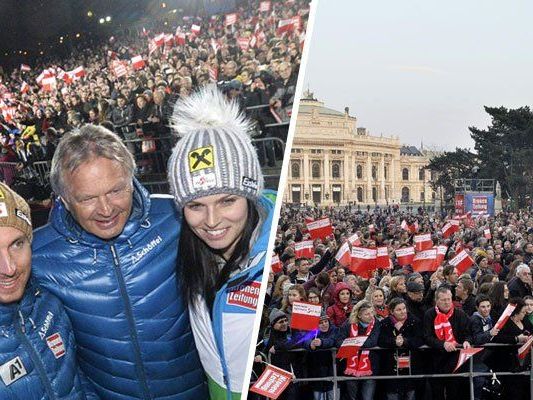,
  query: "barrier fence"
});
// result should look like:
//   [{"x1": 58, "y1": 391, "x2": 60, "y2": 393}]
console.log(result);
[{"x1": 255, "y1": 343, "x2": 533, "y2": 400}]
